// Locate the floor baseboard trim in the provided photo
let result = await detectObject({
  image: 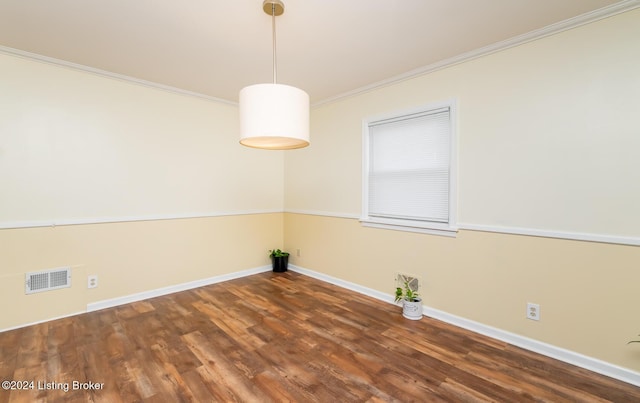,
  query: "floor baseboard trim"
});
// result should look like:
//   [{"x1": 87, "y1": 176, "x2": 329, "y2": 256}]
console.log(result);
[
  {"x1": 289, "y1": 264, "x2": 640, "y2": 388},
  {"x1": 0, "y1": 311, "x2": 87, "y2": 334},
  {"x1": 423, "y1": 307, "x2": 640, "y2": 388},
  {"x1": 87, "y1": 266, "x2": 272, "y2": 313},
  {"x1": 4, "y1": 264, "x2": 639, "y2": 387},
  {"x1": 288, "y1": 265, "x2": 393, "y2": 304}
]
